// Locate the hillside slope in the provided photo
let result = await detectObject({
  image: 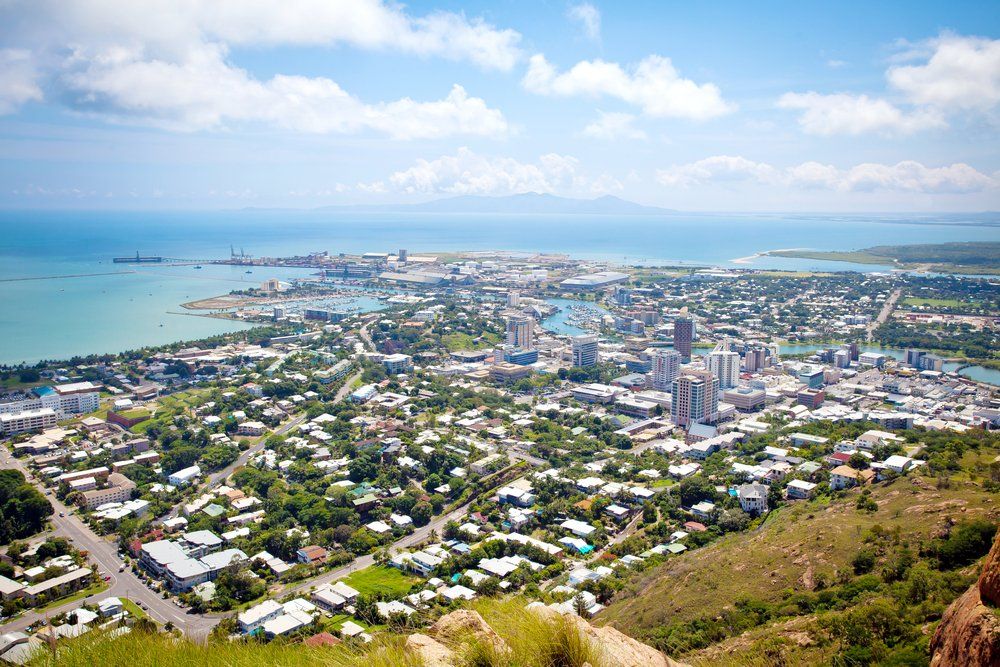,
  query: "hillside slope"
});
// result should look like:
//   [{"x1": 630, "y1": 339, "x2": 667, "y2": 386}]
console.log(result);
[
  {"x1": 28, "y1": 600, "x2": 683, "y2": 667},
  {"x1": 598, "y1": 474, "x2": 998, "y2": 663}
]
